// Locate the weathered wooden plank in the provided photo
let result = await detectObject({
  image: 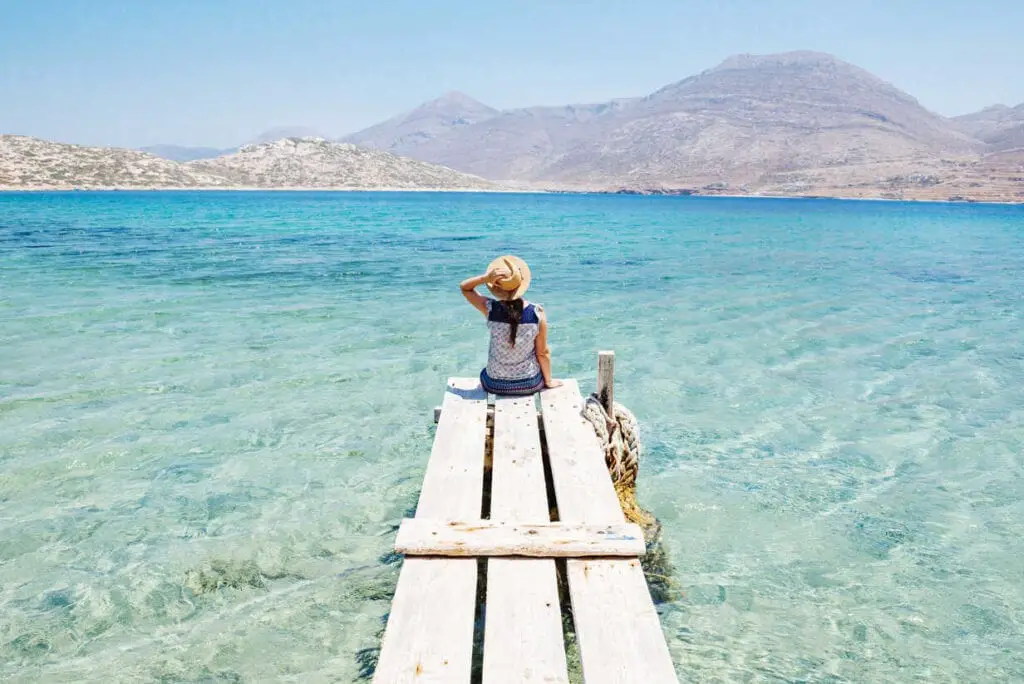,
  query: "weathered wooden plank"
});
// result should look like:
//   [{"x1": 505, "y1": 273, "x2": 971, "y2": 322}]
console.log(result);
[
  {"x1": 373, "y1": 377, "x2": 487, "y2": 684},
  {"x1": 417, "y1": 377, "x2": 489, "y2": 521},
  {"x1": 433, "y1": 405, "x2": 542, "y2": 424},
  {"x1": 539, "y1": 380, "x2": 624, "y2": 525},
  {"x1": 483, "y1": 394, "x2": 568, "y2": 684},
  {"x1": 566, "y1": 558, "x2": 679, "y2": 684},
  {"x1": 597, "y1": 350, "x2": 615, "y2": 415},
  {"x1": 484, "y1": 560, "x2": 568, "y2": 684},
  {"x1": 396, "y1": 520, "x2": 646, "y2": 557},
  {"x1": 374, "y1": 558, "x2": 478, "y2": 683},
  {"x1": 540, "y1": 381, "x2": 678, "y2": 684}
]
